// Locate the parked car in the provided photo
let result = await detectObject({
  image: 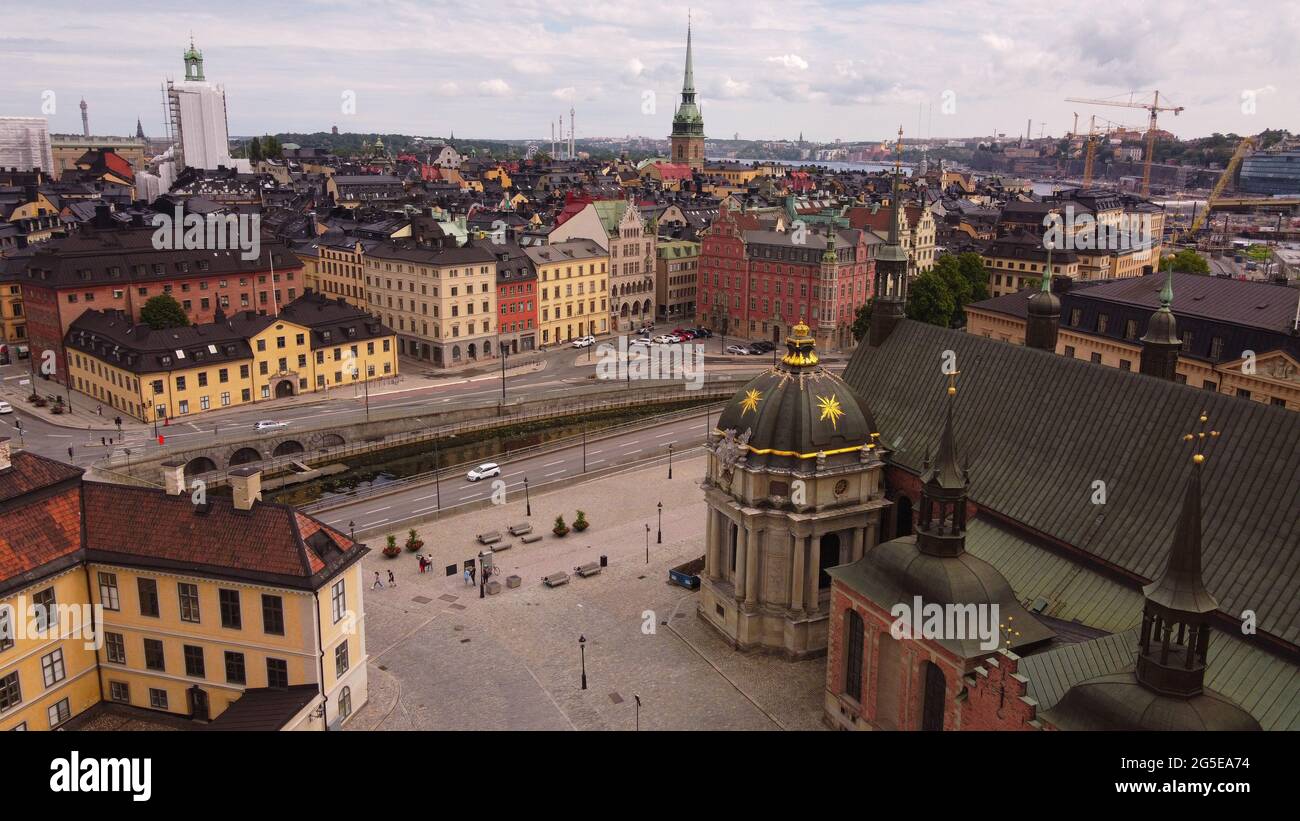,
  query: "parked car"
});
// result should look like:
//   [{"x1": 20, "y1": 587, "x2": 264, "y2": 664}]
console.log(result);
[
  {"x1": 0, "y1": 401, "x2": 12, "y2": 414},
  {"x1": 653, "y1": 334, "x2": 679, "y2": 344},
  {"x1": 253, "y1": 420, "x2": 287, "y2": 432},
  {"x1": 571, "y1": 335, "x2": 597, "y2": 348},
  {"x1": 630, "y1": 337, "x2": 654, "y2": 347},
  {"x1": 725, "y1": 345, "x2": 751, "y2": 355},
  {"x1": 467, "y1": 462, "x2": 501, "y2": 482},
  {"x1": 750, "y1": 340, "x2": 775, "y2": 353},
  {"x1": 691, "y1": 327, "x2": 713, "y2": 338}
]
